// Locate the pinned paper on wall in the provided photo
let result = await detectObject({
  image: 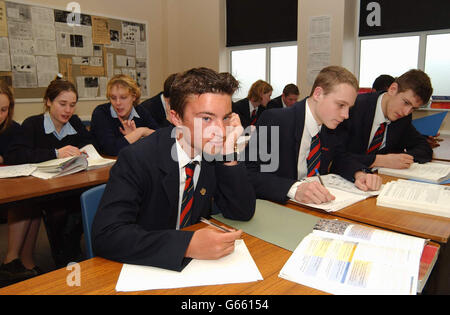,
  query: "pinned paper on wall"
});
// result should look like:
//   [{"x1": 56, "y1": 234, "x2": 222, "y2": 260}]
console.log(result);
[{"x1": 0, "y1": 1, "x2": 148, "y2": 99}]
